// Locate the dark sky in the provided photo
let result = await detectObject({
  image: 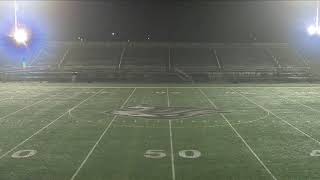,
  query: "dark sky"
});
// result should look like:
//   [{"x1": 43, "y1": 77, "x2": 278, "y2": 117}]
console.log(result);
[{"x1": 0, "y1": 1, "x2": 317, "y2": 42}]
